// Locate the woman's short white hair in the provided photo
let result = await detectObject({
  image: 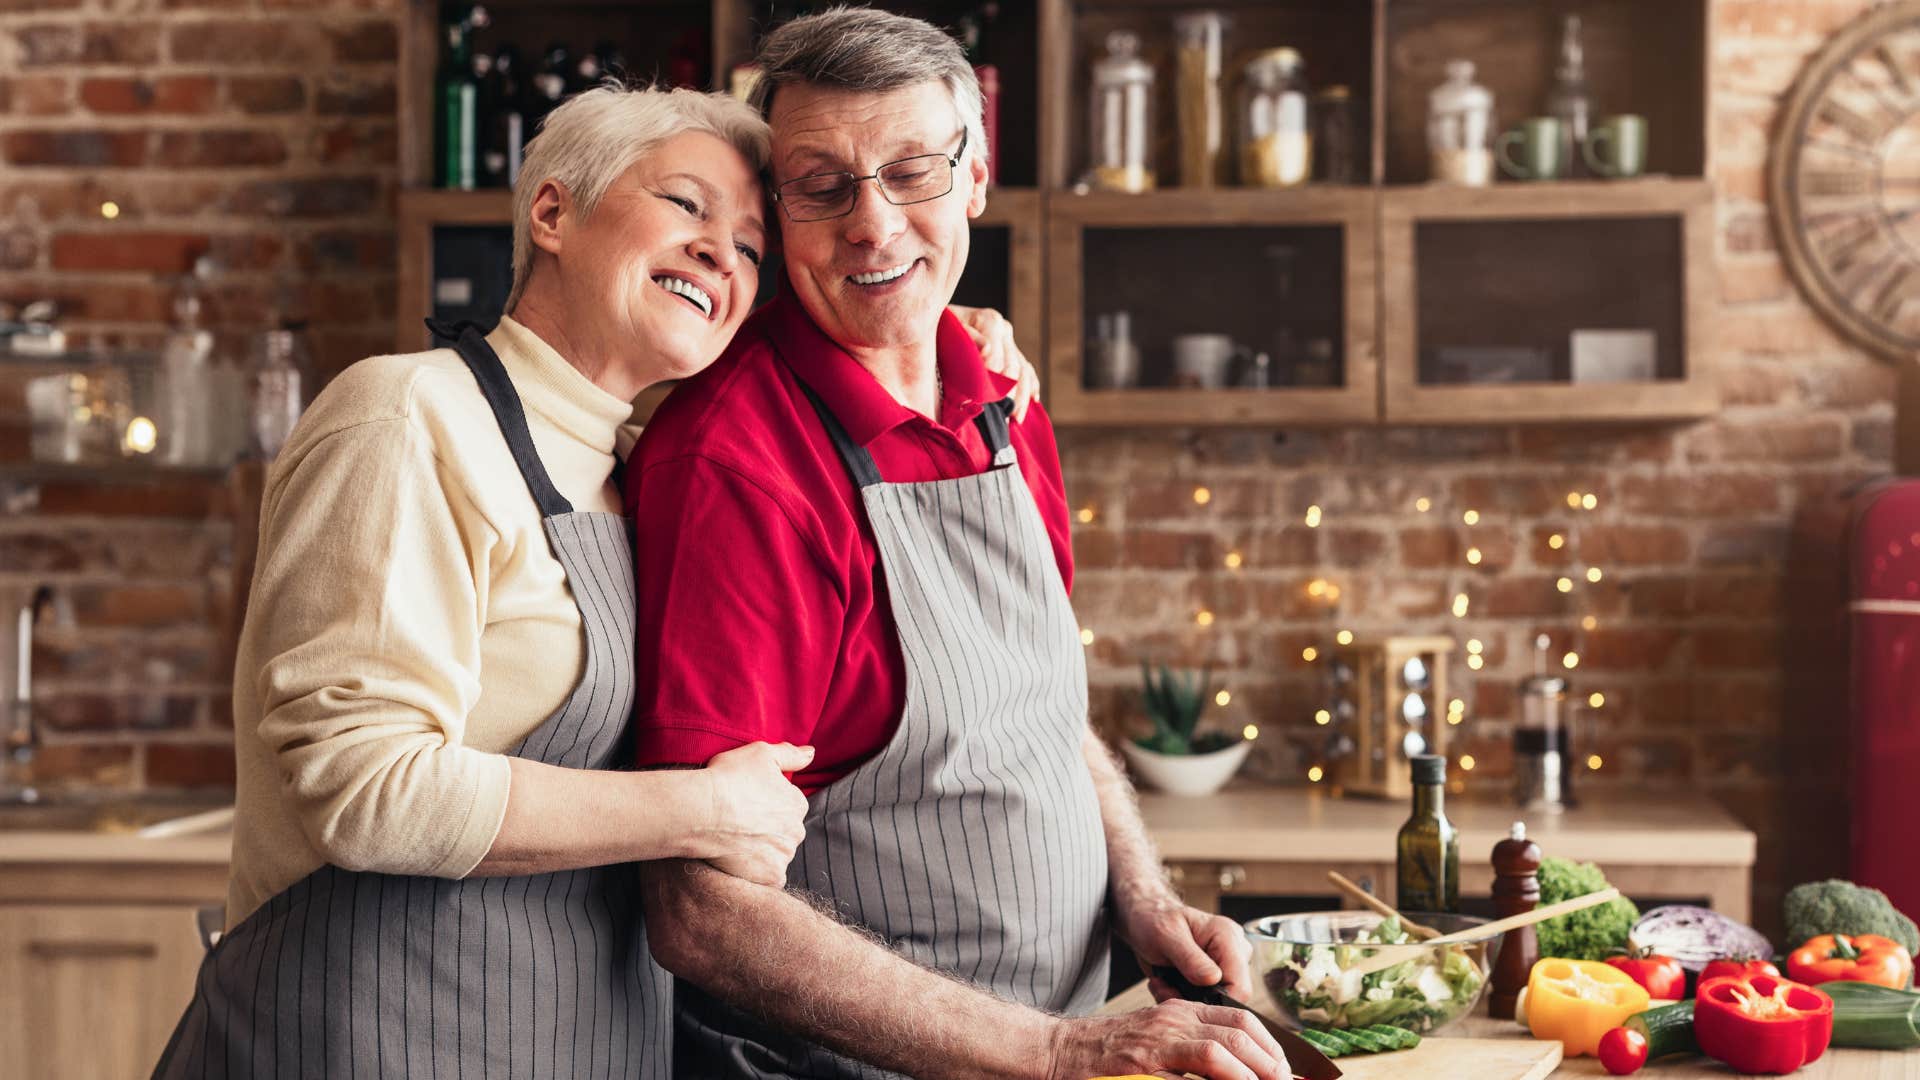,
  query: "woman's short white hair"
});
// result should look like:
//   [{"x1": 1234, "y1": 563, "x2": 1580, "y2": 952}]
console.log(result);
[{"x1": 507, "y1": 85, "x2": 770, "y2": 312}]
